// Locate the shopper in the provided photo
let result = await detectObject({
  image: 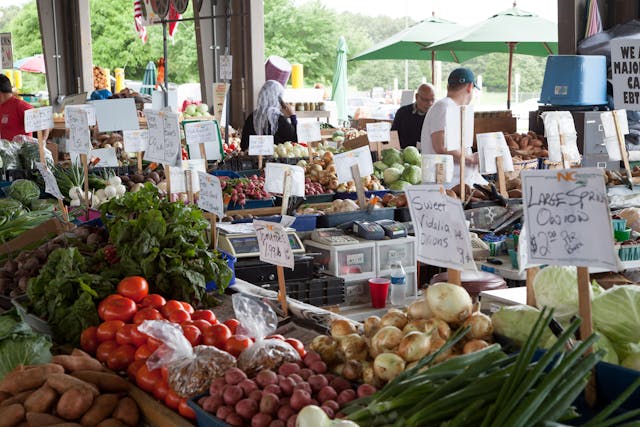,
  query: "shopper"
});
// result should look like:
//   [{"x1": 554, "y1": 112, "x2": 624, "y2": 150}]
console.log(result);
[
  {"x1": 391, "y1": 83, "x2": 435, "y2": 148},
  {"x1": 0, "y1": 74, "x2": 33, "y2": 141},
  {"x1": 240, "y1": 80, "x2": 297, "y2": 151},
  {"x1": 420, "y1": 68, "x2": 486, "y2": 188}
]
